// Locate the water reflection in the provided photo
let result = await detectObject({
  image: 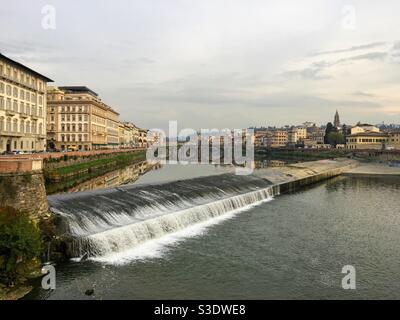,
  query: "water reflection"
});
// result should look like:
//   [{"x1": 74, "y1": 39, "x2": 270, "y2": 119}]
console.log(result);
[
  {"x1": 68, "y1": 161, "x2": 162, "y2": 193},
  {"x1": 48, "y1": 161, "x2": 162, "y2": 194}
]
